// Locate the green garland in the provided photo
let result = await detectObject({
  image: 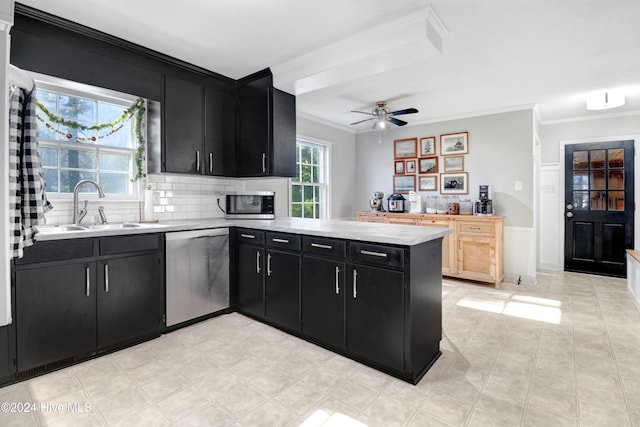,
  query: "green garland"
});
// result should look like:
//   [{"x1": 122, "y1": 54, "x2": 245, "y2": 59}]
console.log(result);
[{"x1": 35, "y1": 98, "x2": 147, "y2": 182}]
